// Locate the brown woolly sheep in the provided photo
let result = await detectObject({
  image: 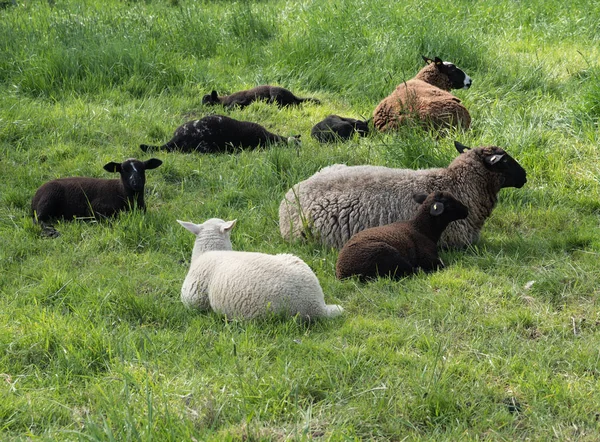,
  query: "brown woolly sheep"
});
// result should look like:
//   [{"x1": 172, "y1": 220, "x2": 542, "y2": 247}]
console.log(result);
[
  {"x1": 202, "y1": 85, "x2": 320, "y2": 109},
  {"x1": 336, "y1": 191, "x2": 468, "y2": 280},
  {"x1": 140, "y1": 115, "x2": 300, "y2": 153},
  {"x1": 32, "y1": 158, "x2": 162, "y2": 236},
  {"x1": 373, "y1": 56, "x2": 472, "y2": 132}
]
